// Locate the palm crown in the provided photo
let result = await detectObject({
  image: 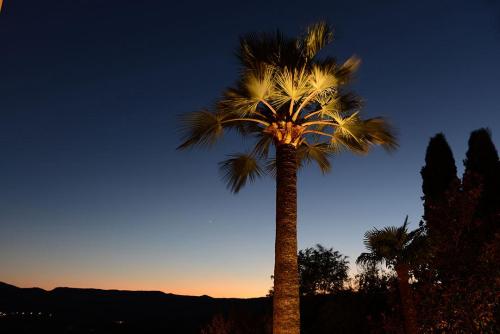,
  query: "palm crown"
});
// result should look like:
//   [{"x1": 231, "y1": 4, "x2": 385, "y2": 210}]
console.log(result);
[
  {"x1": 179, "y1": 22, "x2": 397, "y2": 192},
  {"x1": 356, "y1": 216, "x2": 426, "y2": 269}
]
